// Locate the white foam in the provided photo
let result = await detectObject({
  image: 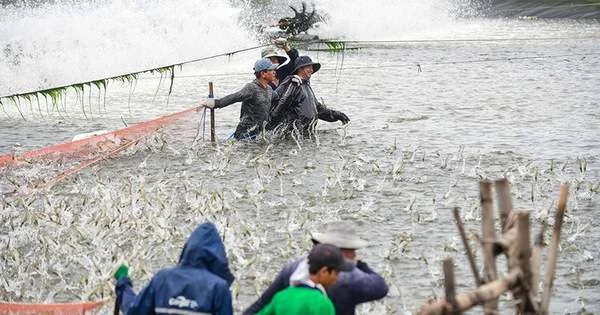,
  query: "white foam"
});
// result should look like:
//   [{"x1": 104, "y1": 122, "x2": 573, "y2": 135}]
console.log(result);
[{"x1": 0, "y1": 0, "x2": 255, "y2": 95}]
